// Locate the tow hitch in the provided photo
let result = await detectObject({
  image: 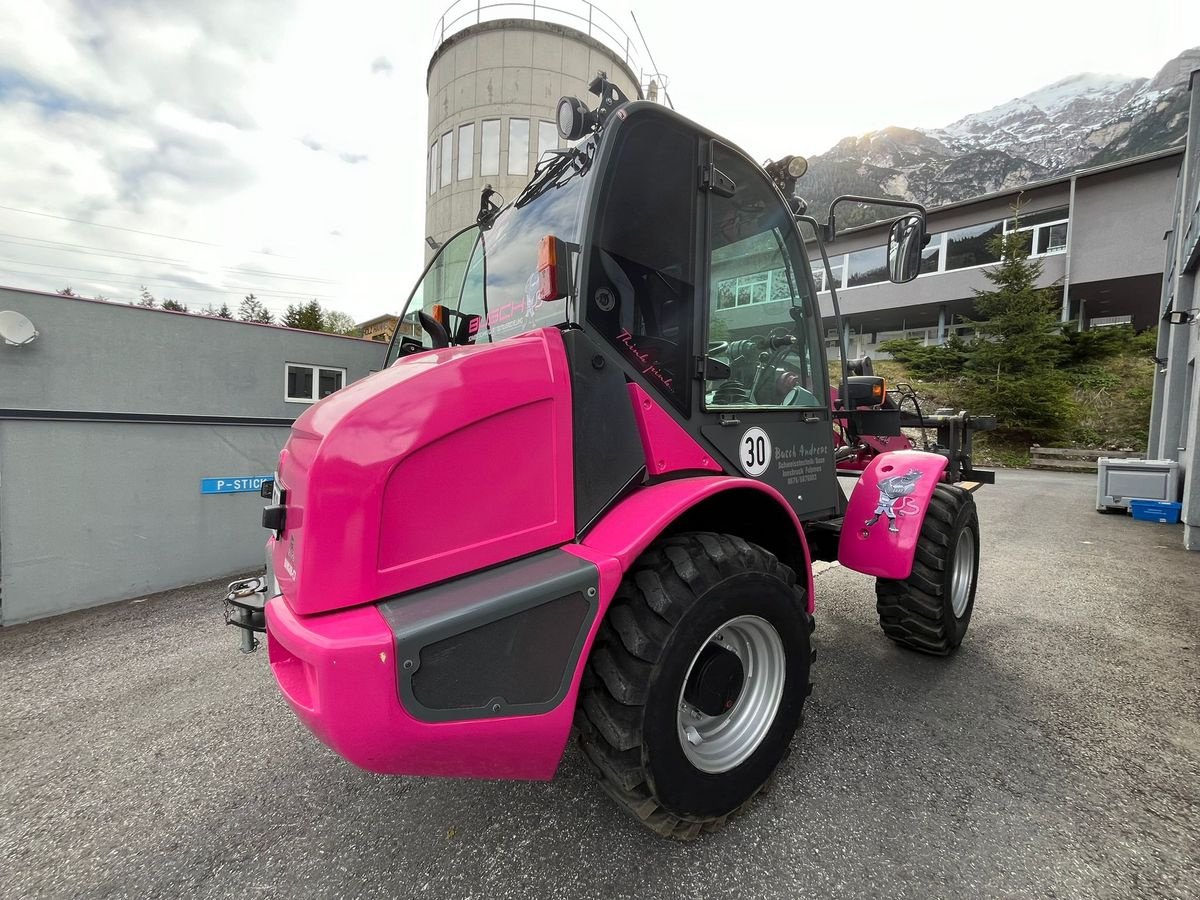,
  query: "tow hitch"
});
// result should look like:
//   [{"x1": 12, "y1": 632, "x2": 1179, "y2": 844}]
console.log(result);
[{"x1": 224, "y1": 575, "x2": 267, "y2": 653}]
